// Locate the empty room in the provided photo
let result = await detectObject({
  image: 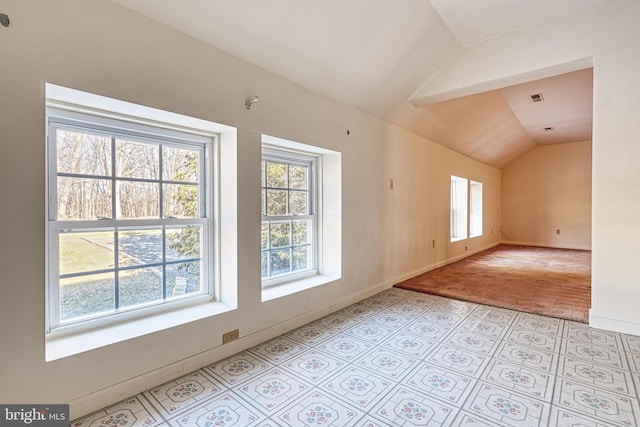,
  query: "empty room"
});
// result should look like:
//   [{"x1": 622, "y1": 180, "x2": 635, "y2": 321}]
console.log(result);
[{"x1": 1, "y1": 1, "x2": 640, "y2": 426}]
